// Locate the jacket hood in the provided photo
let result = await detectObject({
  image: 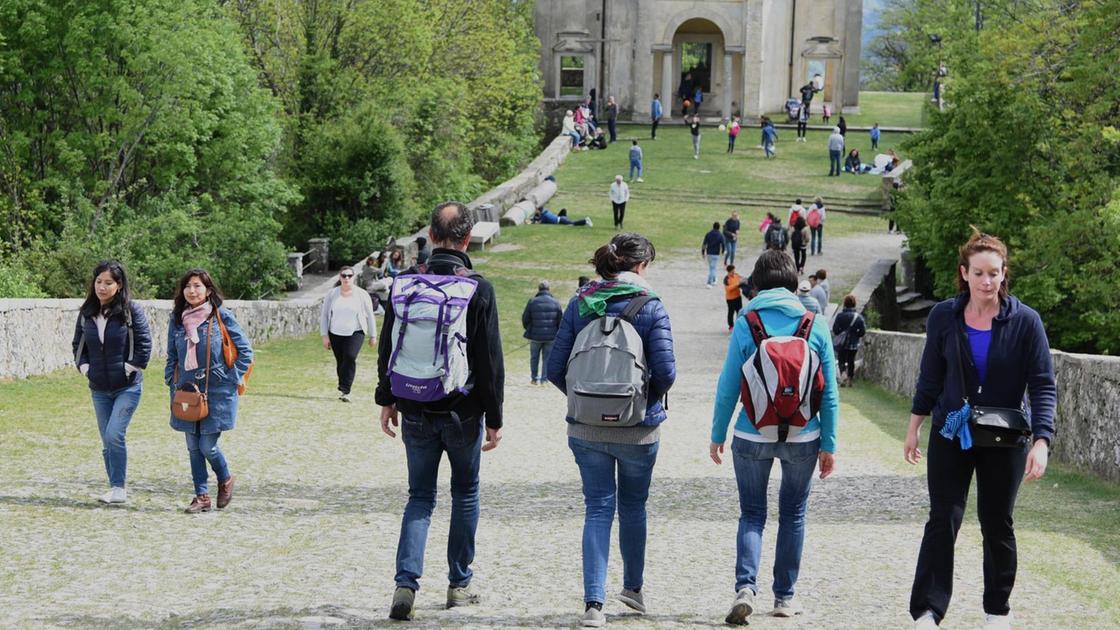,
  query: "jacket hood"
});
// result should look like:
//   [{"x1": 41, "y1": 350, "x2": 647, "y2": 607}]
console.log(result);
[
  {"x1": 950, "y1": 292, "x2": 1021, "y2": 322},
  {"x1": 744, "y1": 288, "x2": 806, "y2": 317},
  {"x1": 832, "y1": 126, "x2": 841, "y2": 134}
]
